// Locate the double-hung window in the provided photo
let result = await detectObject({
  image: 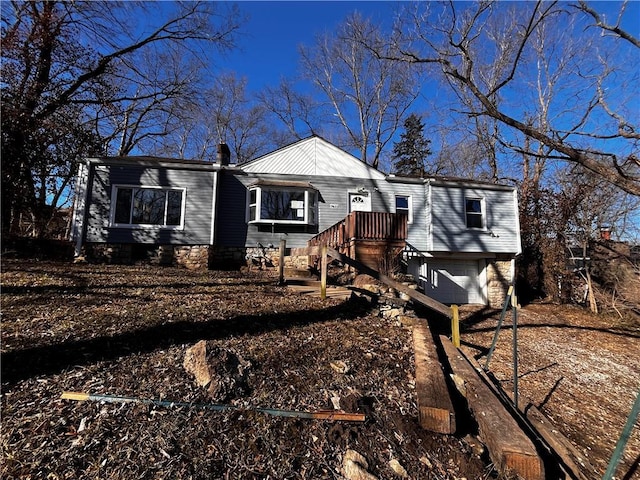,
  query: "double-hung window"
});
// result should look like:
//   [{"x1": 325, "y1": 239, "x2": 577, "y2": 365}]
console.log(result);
[
  {"x1": 465, "y1": 197, "x2": 484, "y2": 229},
  {"x1": 395, "y1": 195, "x2": 413, "y2": 224},
  {"x1": 248, "y1": 183, "x2": 318, "y2": 225},
  {"x1": 111, "y1": 186, "x2": 185, "y2": 229}
]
